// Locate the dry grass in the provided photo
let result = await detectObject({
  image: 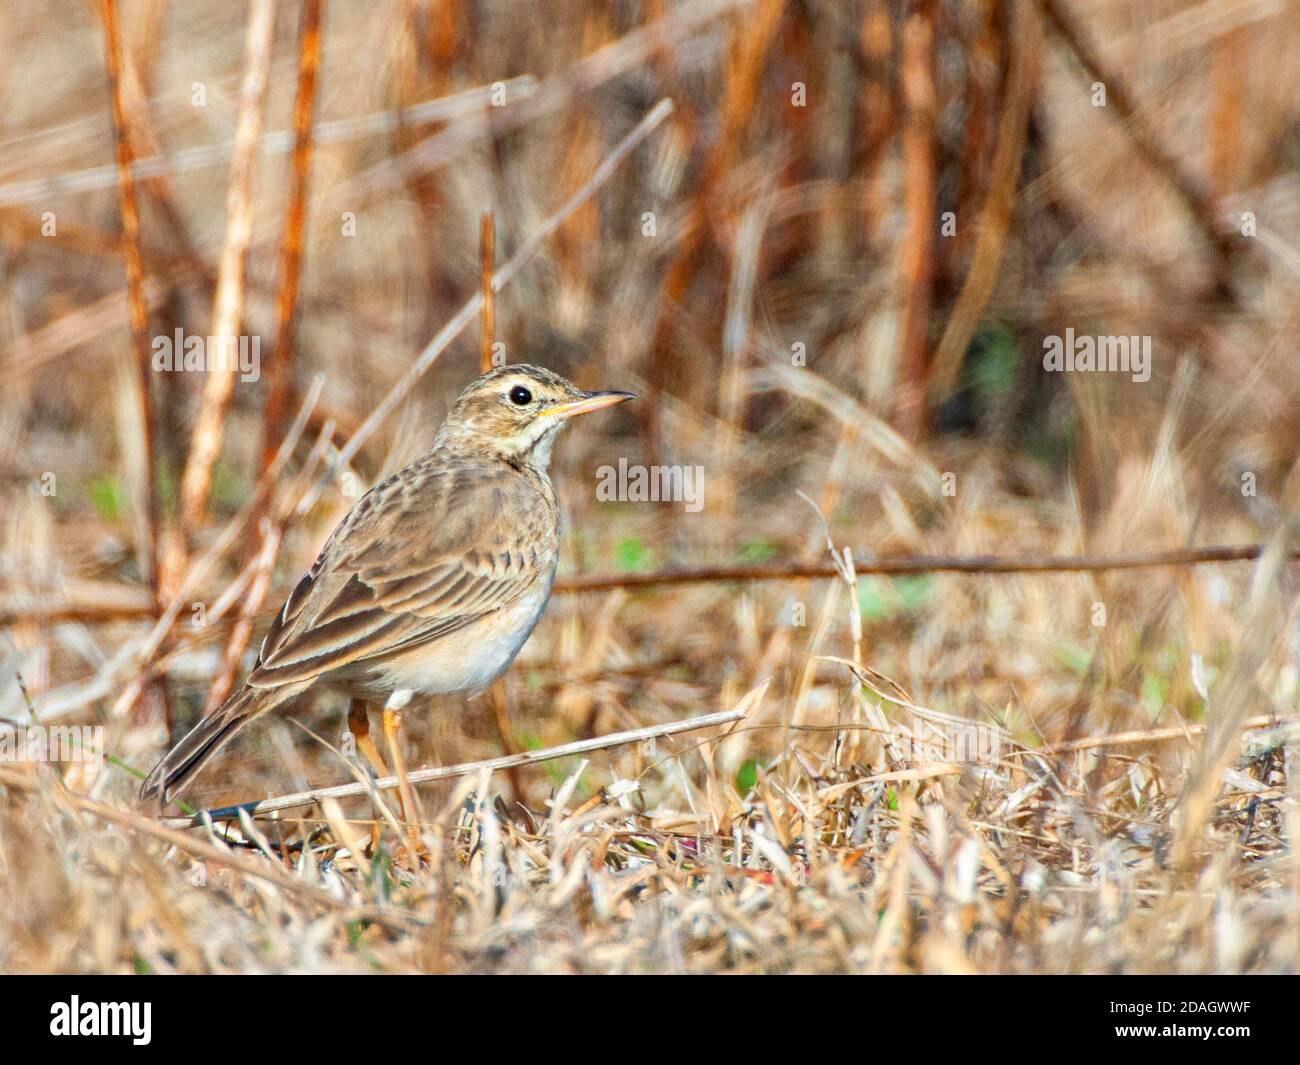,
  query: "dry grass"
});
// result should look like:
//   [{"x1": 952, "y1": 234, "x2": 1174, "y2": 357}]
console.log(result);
[{"x1": 1, "y1": 0, "x2": 1298, "y2": 974}]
